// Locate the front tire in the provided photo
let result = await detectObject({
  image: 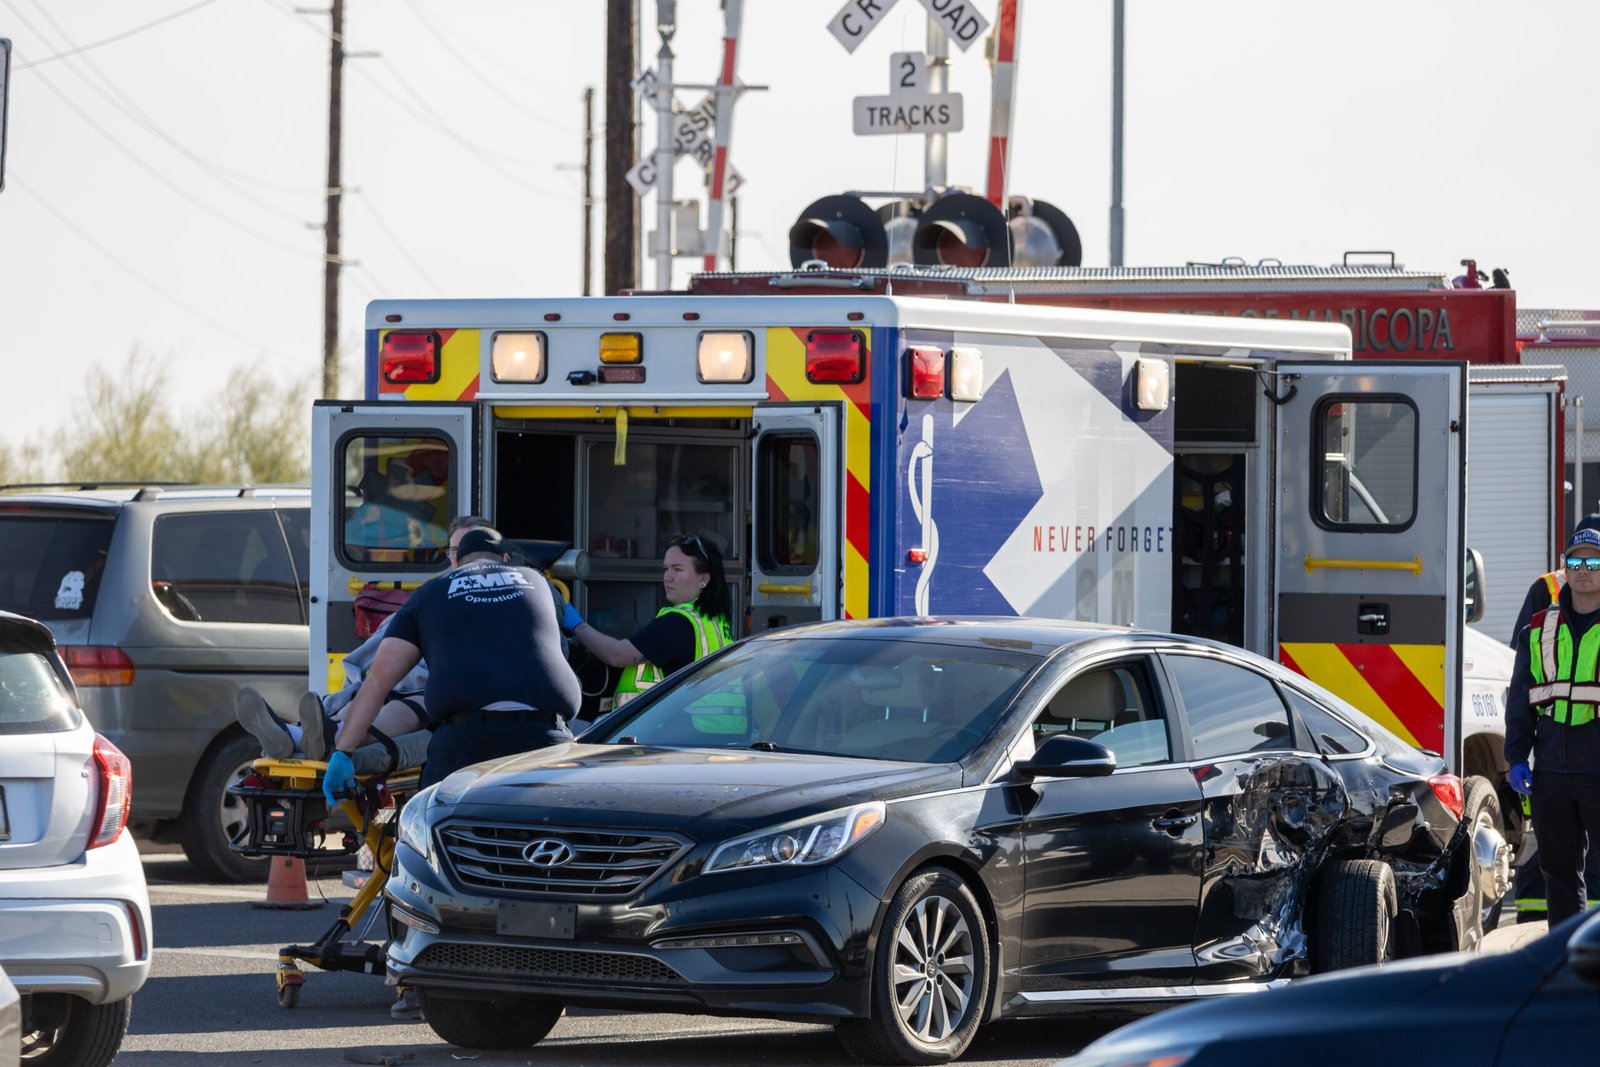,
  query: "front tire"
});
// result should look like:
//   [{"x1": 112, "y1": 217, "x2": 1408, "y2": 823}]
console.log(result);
[
  {"x1": 419, "y1": 991, "x2": 563, "y2": 1049},
  {"x1": 21, "y1": 995, "x2": 131, "y2": 1067},
  {"x1": 1315, "y1": 858, "x2": 1396, "y2": 972},
  {"x1": 1463, "y1": 775, "x2": 1509, "y2": 938},
  {"x1": 835, "y1": 868, "x2": 991, "y2": 1066},
  {"x1": 179, "y1": 731, "x2": 270, "y2": 883}
]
